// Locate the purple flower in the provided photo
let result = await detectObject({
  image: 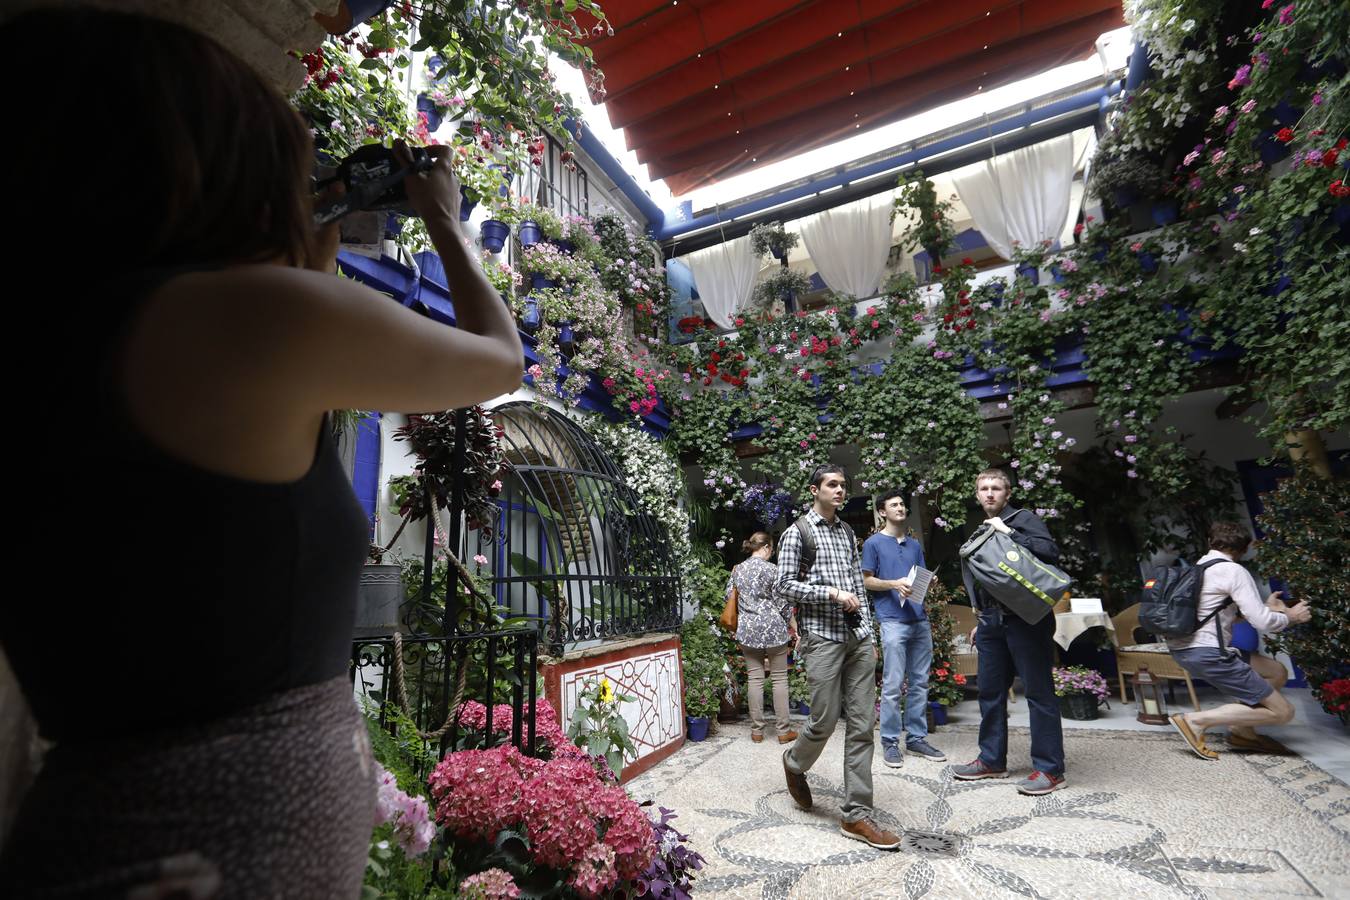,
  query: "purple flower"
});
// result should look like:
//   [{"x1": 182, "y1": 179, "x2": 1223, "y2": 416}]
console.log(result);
[{"x1": 1228, "y1": 64, "x2": 1251, "y2": 90}]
